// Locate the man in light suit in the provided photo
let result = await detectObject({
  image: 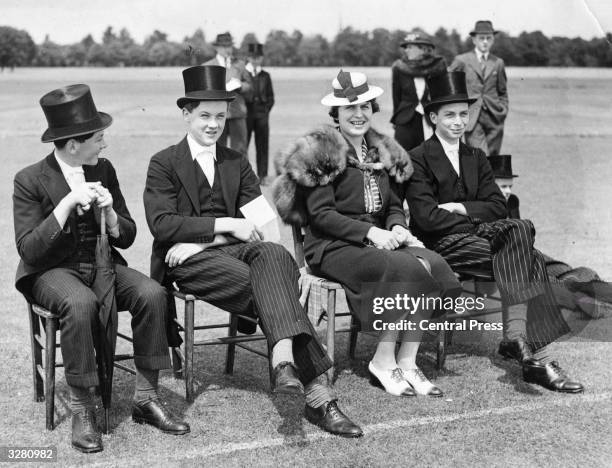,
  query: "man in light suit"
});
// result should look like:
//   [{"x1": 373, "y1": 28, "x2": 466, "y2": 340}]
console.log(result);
[
  {"x1": 13, "y1": 85, "x2": 189, "y2": 454},
  {"x1": 143, "y1": 65, "x2": 363, "y2": 438},
  {"x1": 449, "y1": 20, "x2": 508, "y2": 155},
  {"x1": 399, "y1": 71, "x2": 583, "y2": 394},
  {"x1": 203, "y1": 32, "x2": 252, "y2": 156}
]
